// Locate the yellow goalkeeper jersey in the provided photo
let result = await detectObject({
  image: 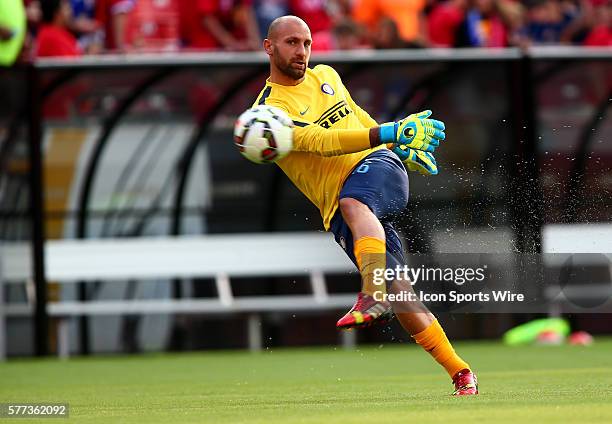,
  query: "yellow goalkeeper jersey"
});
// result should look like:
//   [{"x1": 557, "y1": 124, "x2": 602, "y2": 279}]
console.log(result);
[{"x1": 253, "y1": 64, "x2": 385, "y2": 230}]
